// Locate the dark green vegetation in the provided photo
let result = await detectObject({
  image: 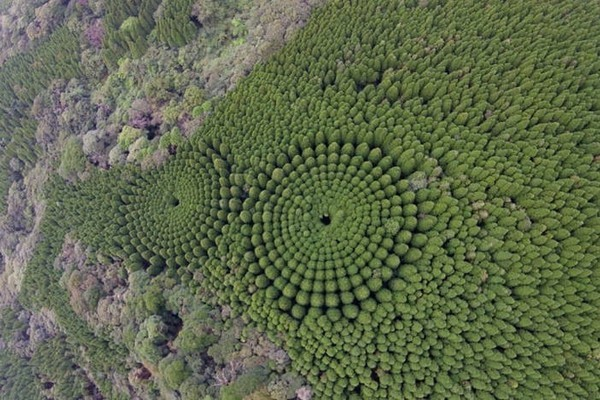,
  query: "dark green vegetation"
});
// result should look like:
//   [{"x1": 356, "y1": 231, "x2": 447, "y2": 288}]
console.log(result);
[
  {"x1": 1, "y1": 1, "x2": 323, "y2": 399},
  {"x1": 19, "y1": 176, "x2": 130, "y2": 396},
  {"x1": 101, "y1": 0, "x2": 163, "y2": 65},
  {"x1": 0, "y1": 27, "x2": 82, "y2": 213},
  {"x1": 22, "y1": 0, "x2": 600, "y2": 399},
  {"x1": 3, "y1": 0, "x2": 599, "y2": 398},
  {"x1": 0, "y1": 352, "x2": 41, "y2": 400},
  {"x1": 155, "y1": 0, "x2": 199, "y2": 47}
]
